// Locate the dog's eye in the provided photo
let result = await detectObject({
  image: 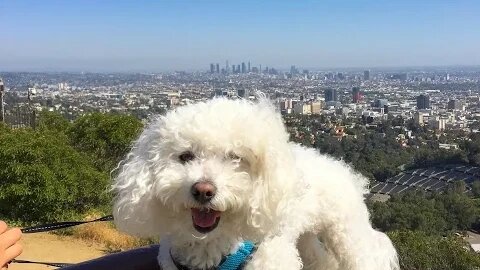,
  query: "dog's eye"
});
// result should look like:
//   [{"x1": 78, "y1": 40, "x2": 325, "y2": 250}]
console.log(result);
[
  {"x1": 227, "y1": 152, "x2": 241, "y2": 160},
  {"x1": 178, "y1": 151, "x2": 195, "y2": 163}
]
